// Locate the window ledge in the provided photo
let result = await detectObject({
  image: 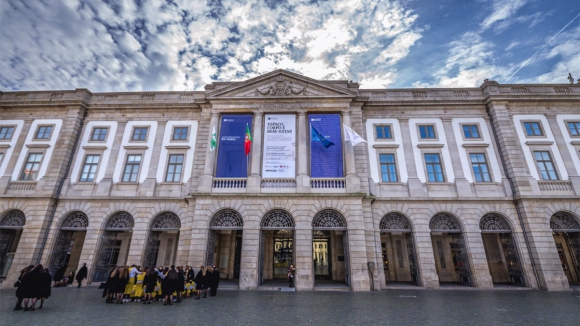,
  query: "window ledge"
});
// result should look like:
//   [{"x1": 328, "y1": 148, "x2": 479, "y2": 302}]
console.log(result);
[
  {"x1": 0, "y1": 144, "x2": 10, "y2": 149},
  {"x1": 462, "y1": 143, "x2": 490, "y2": 148},
  {"x1": 123, "y1": 145, "x2": 148, "y2": 150},
  {"x1": 570, "y1": 140, "x2": 580, "y2": 146},
  {"x1": 157, "y1": 182, "x2": 184, "y2": 185},
  {"x1": 82, "y1": 145, "x2": 108, "y2": 150},
  {"x1": 117, "y1": 182, "x2": 140, "y2": 185},
  {"x1": 165, "y1": 145, "x2": 191, "y2": 149},
  {"x1": 377, "y1": 182, "x2": 406, "y2": 185},
  {"x1": 425, "y1": 182, "x2": 453, "y2": 185},
  {"x1": 525, "y1": 140, "x2": 554, "y2": 146},
  {"x1": 373, "y1": 143, "x2": 399, "y2": 149},
  {"x1": 417, "y1": 143, "x2": 444, "y2": 148},
  {"x1": 26, "y1": 143, "x2": 50, "y2": 149}
]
